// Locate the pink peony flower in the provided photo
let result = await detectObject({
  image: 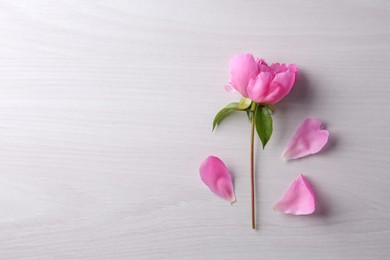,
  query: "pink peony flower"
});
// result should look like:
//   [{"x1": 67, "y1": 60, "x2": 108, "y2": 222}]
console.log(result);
[{"x1": 228, "y1": 54, "x2": 298, "y2": 104}]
